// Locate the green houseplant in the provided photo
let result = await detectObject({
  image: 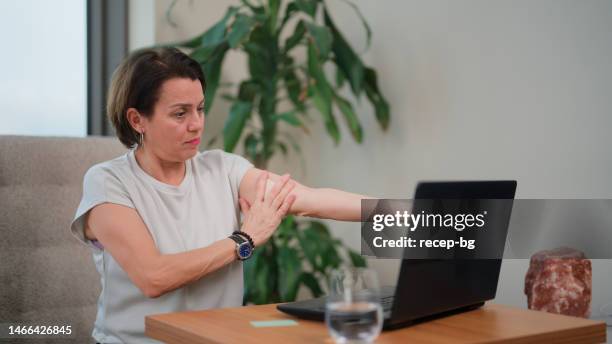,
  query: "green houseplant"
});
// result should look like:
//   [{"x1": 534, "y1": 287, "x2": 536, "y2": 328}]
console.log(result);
[{"x1": 164, "y1": 0, "x2": 390, "y2": 304}]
